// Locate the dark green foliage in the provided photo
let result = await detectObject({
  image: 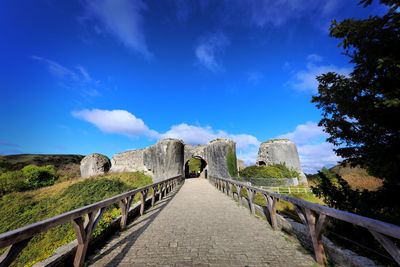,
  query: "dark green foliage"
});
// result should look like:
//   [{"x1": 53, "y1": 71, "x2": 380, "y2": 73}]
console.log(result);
[
  {"x1": 58, "y1": 178, "x2": 130, "y2": 210},
  {"x1": 187, "y1": 158, "x2": 201, "y2": 173},
  {"x1": 0, "y1": 165, "x2": 57, "y2": 195},
  {"x1": 239, "y1": 164, "x2": 299, "y2": 179},
  {"x1": 22, "y1": 165, "x2": 56, "y2": 189},
  {"x1": 0, "y1": 171, "x2": 27, "y2": 195},
  {"x1": 311, "y1": 168, "x2": 400, "y2": 264},
  {"x1": 312, "y1": 0, "x2": 400, "y2": 184},
  {"x1": 226, "y1": 147, "x2": 238, "y2": 177},
  {"x1": 312, "y1": 168, "x2": 400, "y2": 225}
]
